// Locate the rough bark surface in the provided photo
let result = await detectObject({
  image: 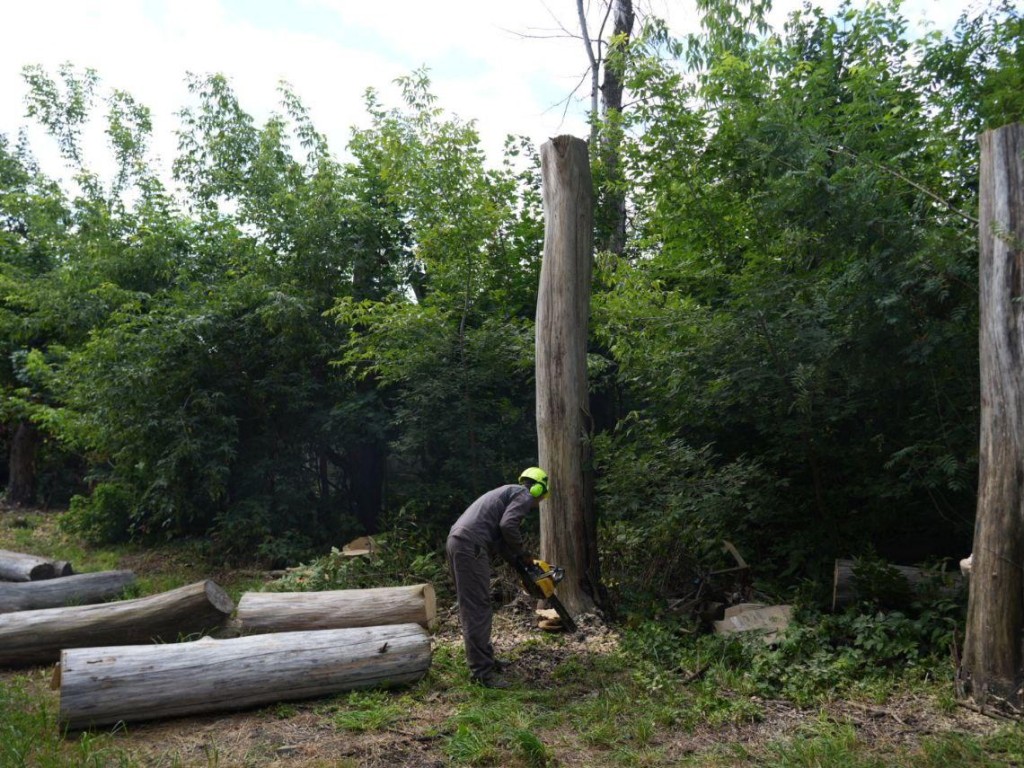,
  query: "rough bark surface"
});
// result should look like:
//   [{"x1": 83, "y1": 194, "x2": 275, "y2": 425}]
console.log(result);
[
  {"x1": 0, "y1": 570, "x2": 136, "y2": 613},
  {"x1": 59, "y1": 623, "x2": 432, "y2": 730},
  {"x1": 537, "y1": 136, "x2": 597, "y2": 617},
  {"x1": 0, "y1": 579, "x2": 233, "y2": 667},
  {"x1": 6, "y1": 420, "x2": 40, "y2": 507},
  {"x1": 598, "y1": 0, "x2": 634, "y2": 256},
  {"x1": 961, "y1": 122, "x2": 1024, "y2": 712},
  {"x1": 0, "y1": 549, "x2": 56, "y2": 582},
  {"x1": 232, "y1": 584, "x2": 436, "y2": 634}
]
